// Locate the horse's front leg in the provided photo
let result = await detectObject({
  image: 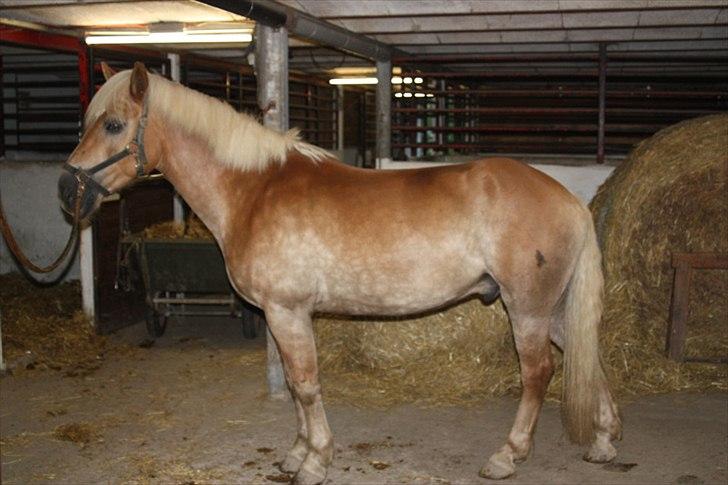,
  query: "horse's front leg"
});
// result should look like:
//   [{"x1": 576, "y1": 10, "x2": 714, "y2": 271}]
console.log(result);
[
  {"x1": 481, "y1": 313, "x2": 554, "y2": 480},
  {"x1": 265, "y1": 304, "x2": 333, "y2": 485}
]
